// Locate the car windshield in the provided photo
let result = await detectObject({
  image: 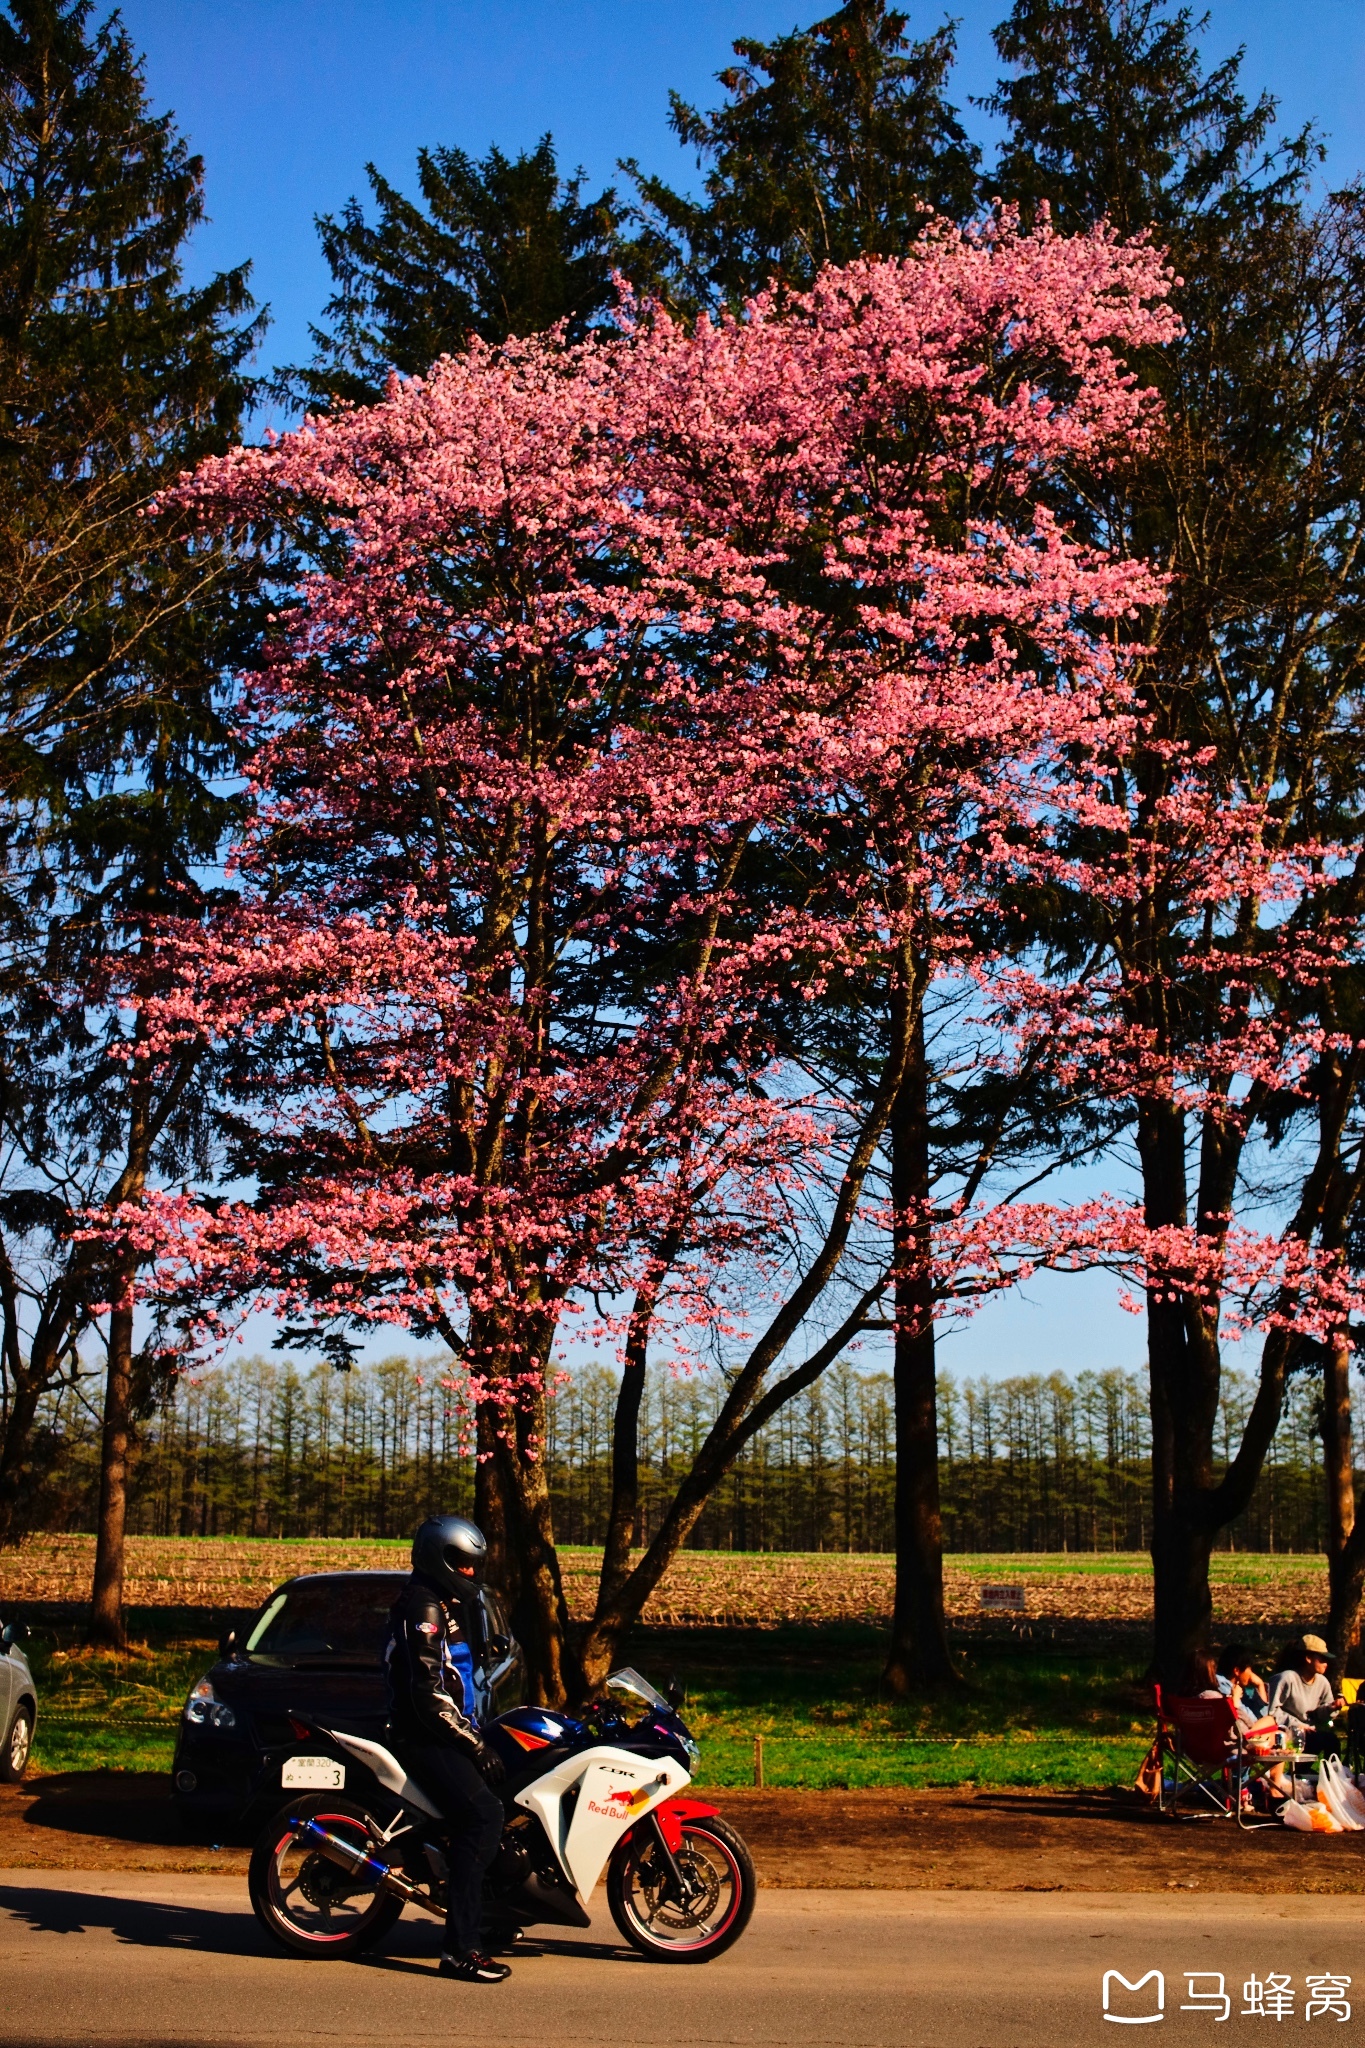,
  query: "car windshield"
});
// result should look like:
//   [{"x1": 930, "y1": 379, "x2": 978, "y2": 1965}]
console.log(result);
[
  {"x1": 245, "y1": 1575, "x2": 407, "y2": 1665},
  {"x1": 605, "y1": 1667, "x2": 670, "y2": 1714}
]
